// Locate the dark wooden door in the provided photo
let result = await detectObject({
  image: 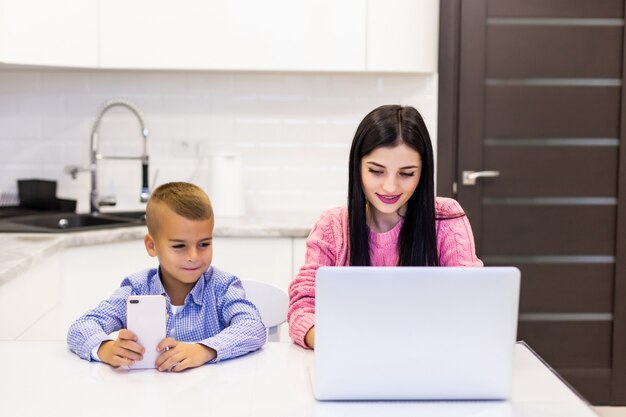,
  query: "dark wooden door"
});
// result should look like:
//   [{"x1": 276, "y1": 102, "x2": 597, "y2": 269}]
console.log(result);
[{"x1": 438, "y1": 0, "x2": 626, "y2": 404}]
